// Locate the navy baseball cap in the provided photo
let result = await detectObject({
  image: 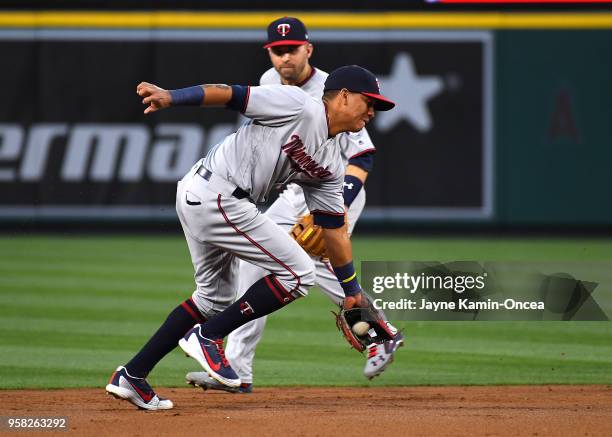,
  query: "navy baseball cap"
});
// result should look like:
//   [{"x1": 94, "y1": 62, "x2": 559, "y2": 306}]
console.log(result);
[
  {"x1": 264, "y1": 17, "x2": 309, "y2": 48},
  {"x1": 324, "y1": 65, "x2": 395, "y2": 111}
]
